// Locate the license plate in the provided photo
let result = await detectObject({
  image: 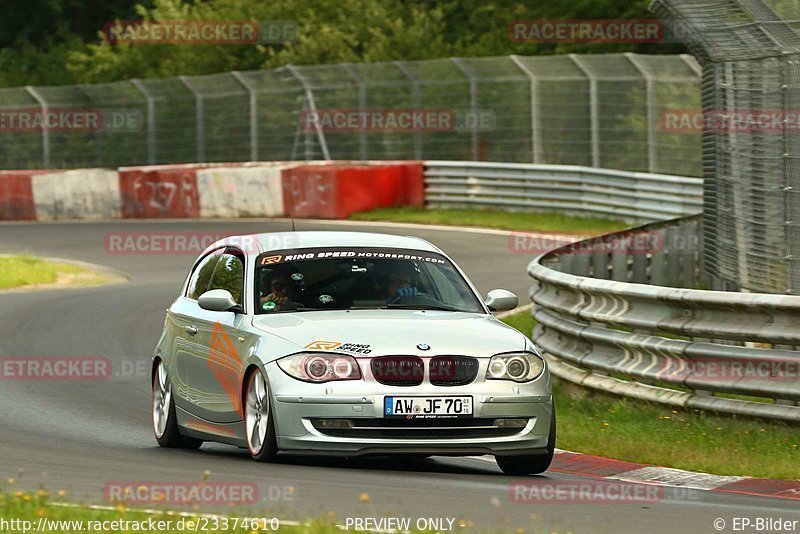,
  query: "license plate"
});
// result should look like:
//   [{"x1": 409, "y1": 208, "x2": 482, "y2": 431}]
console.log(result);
[{"x1": 384, "y1": 396, "x2": 473, "y2": 418}]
